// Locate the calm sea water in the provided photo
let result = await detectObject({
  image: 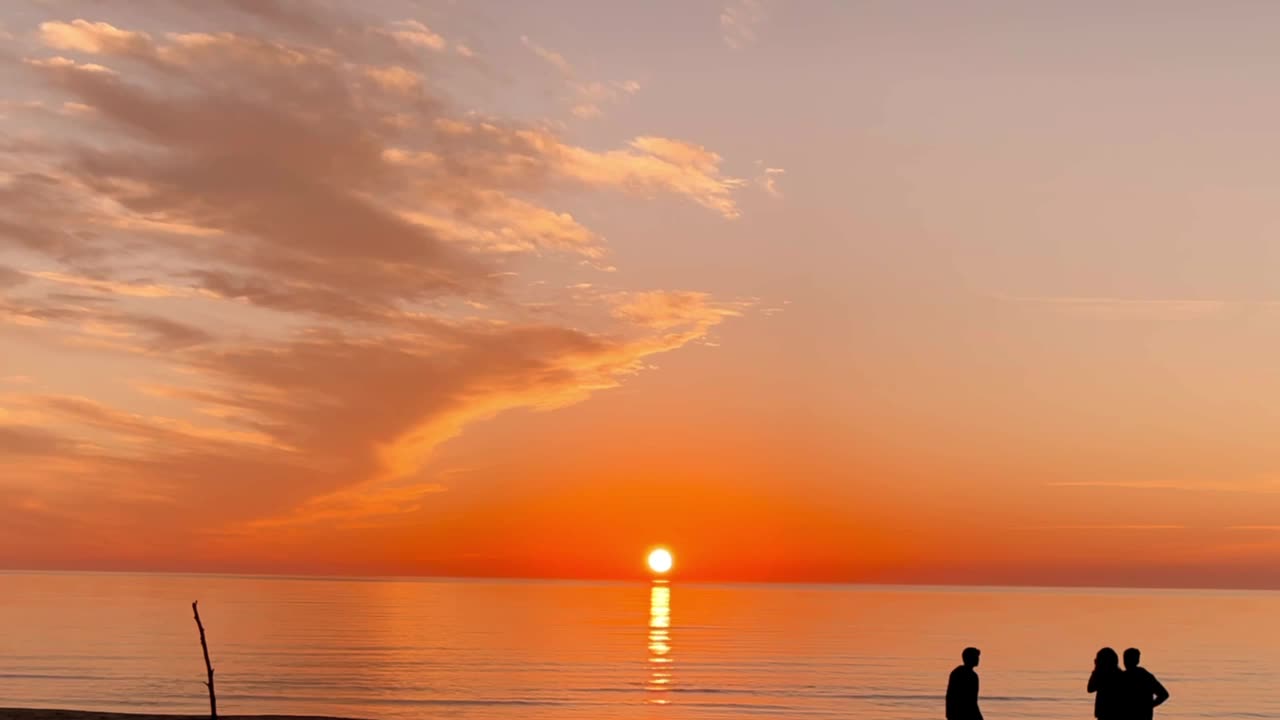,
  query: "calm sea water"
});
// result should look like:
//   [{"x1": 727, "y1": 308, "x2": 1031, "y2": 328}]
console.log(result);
[{"x1": 1, "y1": 572, "x2": 1278, "y2": 719}]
